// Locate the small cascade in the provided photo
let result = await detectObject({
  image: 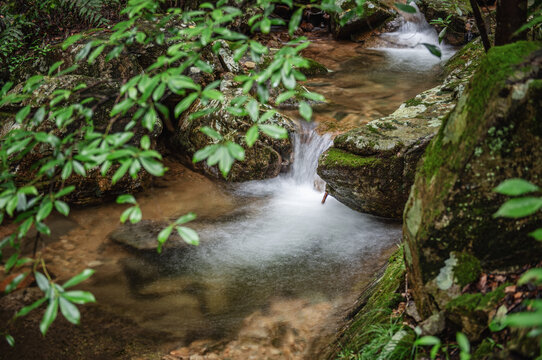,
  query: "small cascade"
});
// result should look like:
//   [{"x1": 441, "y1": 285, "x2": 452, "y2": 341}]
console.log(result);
[
  {"x1": 288, "y1": 123, "x2": 332, "y2": 189},
  {"x1": 375, "y1": 2, "x2": 455, "y2": 70}
]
